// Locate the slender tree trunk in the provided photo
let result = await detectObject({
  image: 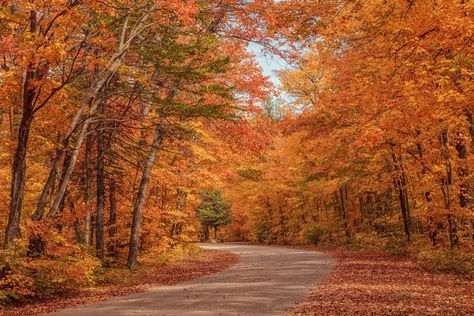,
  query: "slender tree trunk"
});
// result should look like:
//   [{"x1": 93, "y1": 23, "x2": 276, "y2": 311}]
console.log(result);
[
  {"x1": 108, "y1": 178, "x2": 117, "y2": 256},
  {"x1": 32, "y1": 146, "x2": 64, "y2": 221},
  {"x1": 127, "y1": 124, "x2": 164, "y2": 270},
  {"x1": 204, "y1": 225, "x2": 209, "y2": 241},
  {"x1": 132, "y1": 101, "x2": 152, "y2": 191},
  {"x1": 57, "y1": 150, "x2": 73, "y2": 217},
  {"x1": 46, "y1": 12, "x2": 146, "y2": 218},
  {"x1": 454, "y1": 133, "x2": 468, "y2": 208},
  {"x1": 96, "y1": 106, "x2": 105, "y2": 260},
  {"x1": 5, "y1": 67, "x2": 35, "y2": 245},
  {"x1": 466, "y1": 110, "x2": 474, "y2": 154},
  {"x1": 5, "y1": 113, "x2": 33, "y2": 247},
  {"x1": 440, "y1": 130, "x2": 458, "y2": 248},
  {"x1": 390, "y1": 147, "x2": 411, "y2": 241},
  {"x1": 342, "y1": 187, "x2": 350, "y2": 238},
  {"x1": 4, "y1": 11, "x2": 39, "y2": 248},
  {"x1": 278, "y1": 204, "x2": 287, "y2": 242},
  {"x1": 265, "y1": 198, "x2": 273, "y2": 227},
  {"x1": 462, "y1": 111, "x2": 474, "y2": 240},
  {"x1": 83, "y1": 132, "x2": 93, "y2": 245}
]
